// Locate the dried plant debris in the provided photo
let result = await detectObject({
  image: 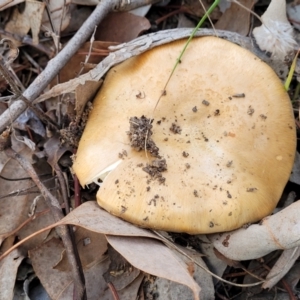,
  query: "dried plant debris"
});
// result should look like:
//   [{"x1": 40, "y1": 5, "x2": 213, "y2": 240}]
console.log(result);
[
  {"x1": 143, "y1": 159, "x2": 167, "y2": 184},
  {"x1": 60, "y1": 102, "x2": 93, "y2": 148},
  {"x1": 128, "y1": 116, "x2": 167, "y2": 183},
  {"x1": 128, "y1": 116, "x2": 160, "y2": 158},
  {"x1": 169, "y1": 122, "x2": 182, "y2": 134}
]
